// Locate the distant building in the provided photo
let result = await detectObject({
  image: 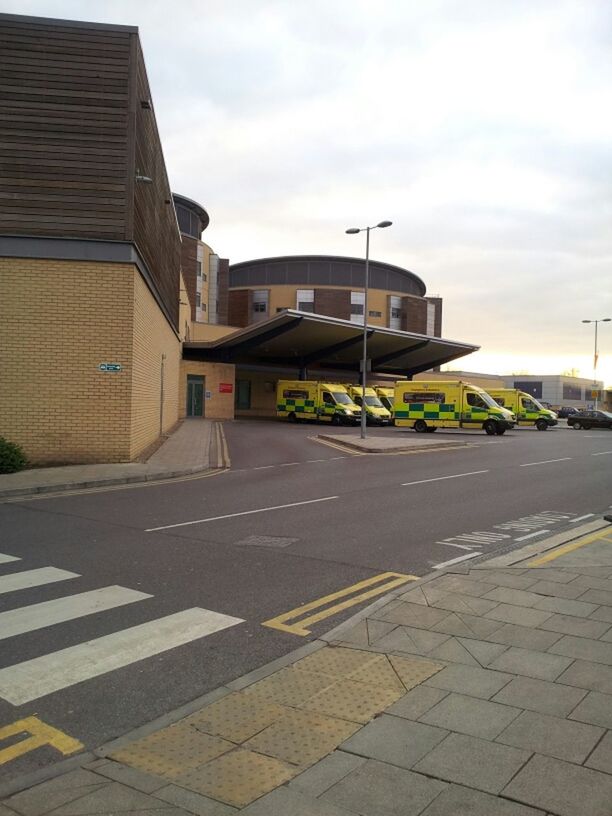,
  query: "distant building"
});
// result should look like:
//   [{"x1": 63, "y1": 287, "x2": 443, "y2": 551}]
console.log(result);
[{"x1": 502, "y1": 375, "x2": 604, "y2": 409}]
